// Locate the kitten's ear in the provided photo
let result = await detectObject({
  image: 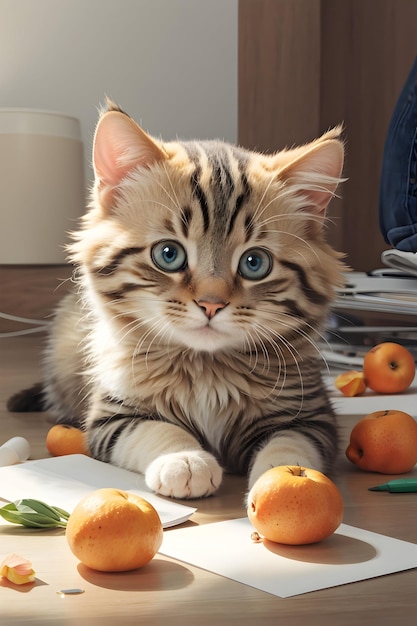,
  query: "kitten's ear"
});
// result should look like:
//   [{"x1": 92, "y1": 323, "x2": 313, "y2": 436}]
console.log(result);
[
  {"x1": 93, "y1": 108, "x2": 167, "y2": 196},
  {"x1": 277, "y1": 127, "x2": 345, "y2": 222}
]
